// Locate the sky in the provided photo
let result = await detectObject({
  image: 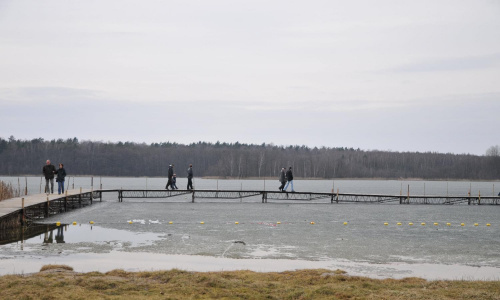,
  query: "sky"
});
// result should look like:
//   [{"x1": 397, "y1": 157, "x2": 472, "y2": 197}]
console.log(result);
[{"x1": 1, "y1": 0, "x2": 499, "y2": 155}]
